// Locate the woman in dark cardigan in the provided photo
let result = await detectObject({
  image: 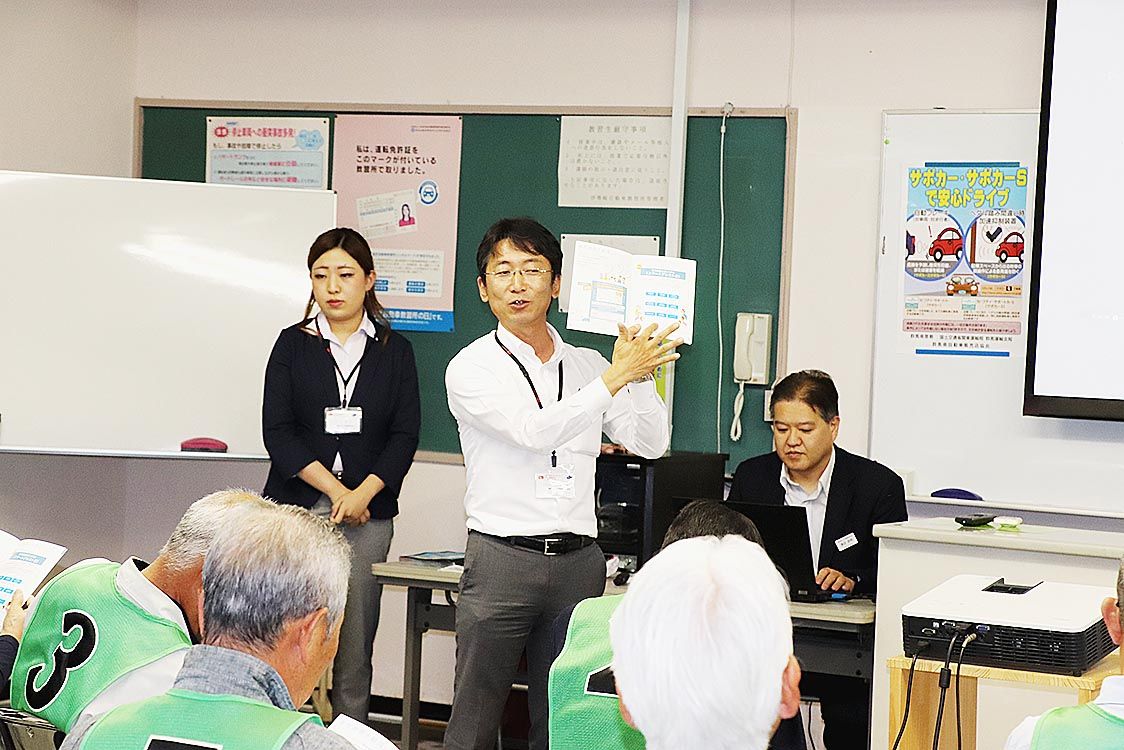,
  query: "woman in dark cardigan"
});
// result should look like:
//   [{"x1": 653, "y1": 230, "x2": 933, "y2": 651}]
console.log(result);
[{"x1": 262, "y1": 227, "x2": 420, "y2": 722}]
